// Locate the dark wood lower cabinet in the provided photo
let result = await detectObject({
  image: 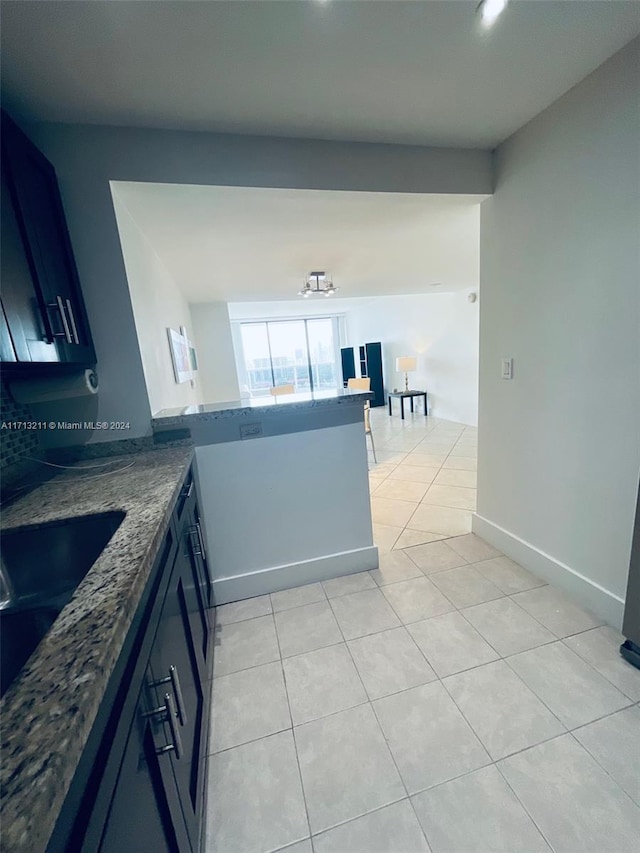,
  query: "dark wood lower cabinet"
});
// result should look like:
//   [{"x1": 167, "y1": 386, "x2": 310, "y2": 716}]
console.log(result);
[
  {"x1": 98, "y1": 685, "x2": 190, "y2": 853},
  {"x1": 51, "y1": 467, "x2": 213, "y2": 853},
  {"x1": 147, "y1": 534, "x2": 209, "y2": 852}
]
